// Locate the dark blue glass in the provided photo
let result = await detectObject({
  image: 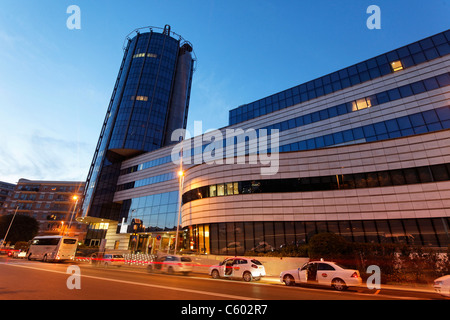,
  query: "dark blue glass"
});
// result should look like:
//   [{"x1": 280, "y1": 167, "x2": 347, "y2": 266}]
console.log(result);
[
  {"x1": 311, "y1": 111, "x2": 321, "y2": 122},
  {"x1": 303, "y1": 114, "x2": 312, "y2": 125},
  {"x1": 319, "y1": 109, "x2": 329, "y2": 120},
  {"x1": 315, "y1": 136, "x2": 325, "y2": 148},
  {"x1": 333, "y1": 132, "x2": 344, "y2": 144},
  {"x1": 411, "y1": 81, "x2": 426, "y2": 94},
  {"x1": 374, "y1": 122, "x2": 387, "y2": 135},
  {"x1": 387, "y1": 88, "x2": 401, "y2": 100},
  {"x1": 436, "y1": 107, "x2": 450, "y2": 121},
  {"x1": 328, "y1": 106, "x2": 338, "y2": 117},
  {"x1": 399, "y1": 85, "x2": 413, "y2": 98},
  {"x1": 363, "y1": 125, "x2": 376, "y2": 137},
  {"x1": 343, "y1": 129, "x2": 354, "y2": 142},
  {"x1": 414, "y1": 125, "x2": 428, "y2": 134},
  {"x1": 409, "y1": 113, "x2": 425, "y2": 126},
  {"x1": 306, "y1": 138, "x2": 315, "y2": 150},
  {"x1": 352, "y1": 127, "x2": 364, "y2": 140},
  {"x1": 324, "y1": 134, "x2": 334, "y2": 146},
  {"x1": 336, "y1": 104, "x2": 347, "y2": 115},
  {"x1": 376, "y1": 91, "x2": 390, "y2": 104},
  {"x1": 436, "y1": 73, "x2": 450, "y2": 87},
  {"x1": 422, "y1": 110, "x2": 439, "y2": 124},
  {"x1": 385, "y1": 119, "x2": 399, "y2": 132}
]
